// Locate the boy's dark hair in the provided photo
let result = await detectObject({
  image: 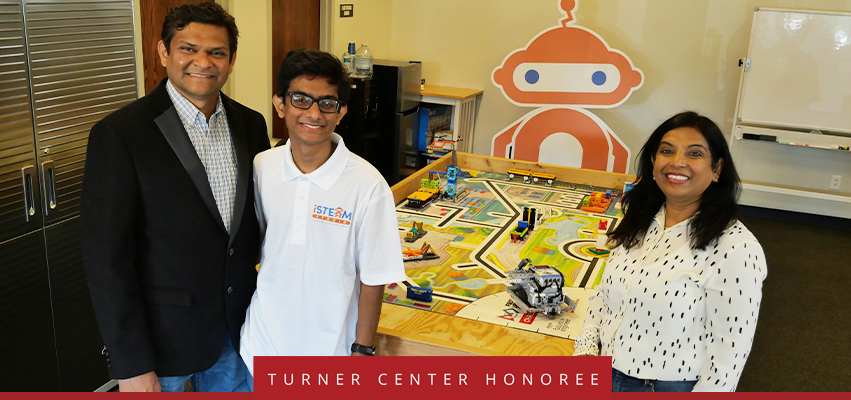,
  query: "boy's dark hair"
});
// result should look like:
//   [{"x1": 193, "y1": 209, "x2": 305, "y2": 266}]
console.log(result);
[
  {"x1": 276, "y1": 49, "x2": 352, "y2": 105},
  {"x1": 608, "y1": 111, "x2": 741, "y2": 251},
  {"x1": 161, "y1": 2, "x2": 238, "y2": 60}
]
